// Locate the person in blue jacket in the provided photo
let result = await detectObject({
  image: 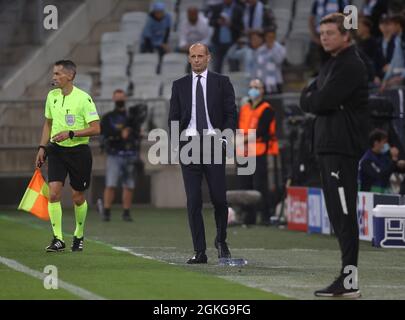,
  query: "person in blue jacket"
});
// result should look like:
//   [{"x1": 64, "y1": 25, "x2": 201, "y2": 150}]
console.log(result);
[{"x1": 140, "y1": 2, "x2": 172, "y2": 56}]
